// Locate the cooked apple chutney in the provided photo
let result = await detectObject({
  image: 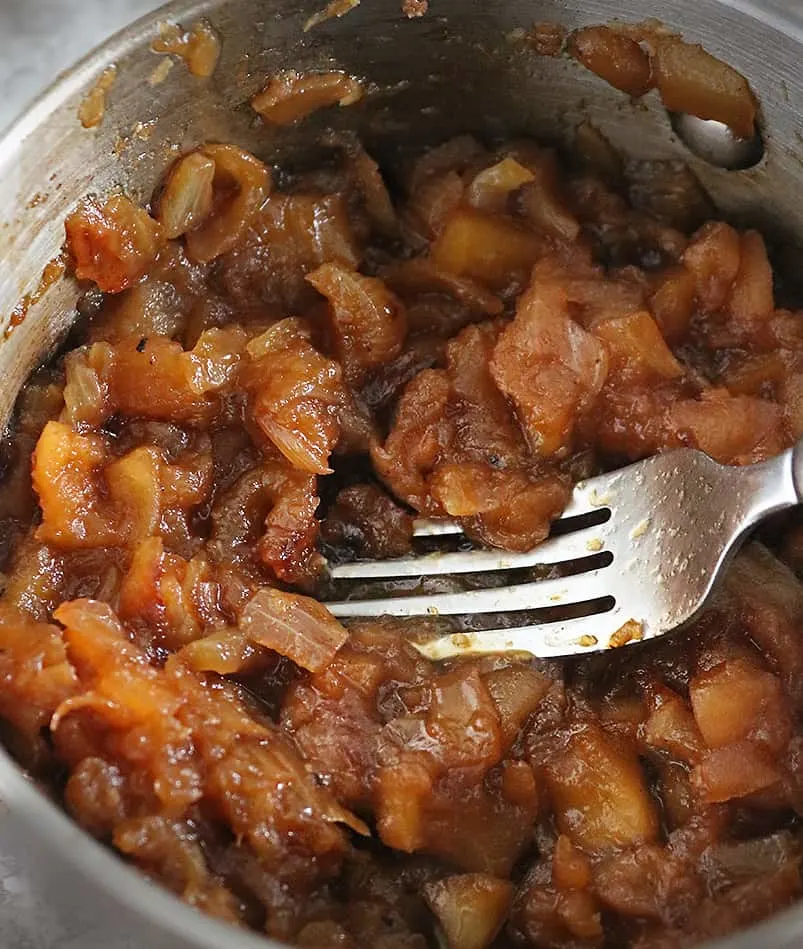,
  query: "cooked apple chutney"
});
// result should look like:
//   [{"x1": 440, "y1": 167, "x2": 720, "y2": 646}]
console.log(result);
[{"x1": 2, "y1": 129, "x2": 803, "y2": 949}]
